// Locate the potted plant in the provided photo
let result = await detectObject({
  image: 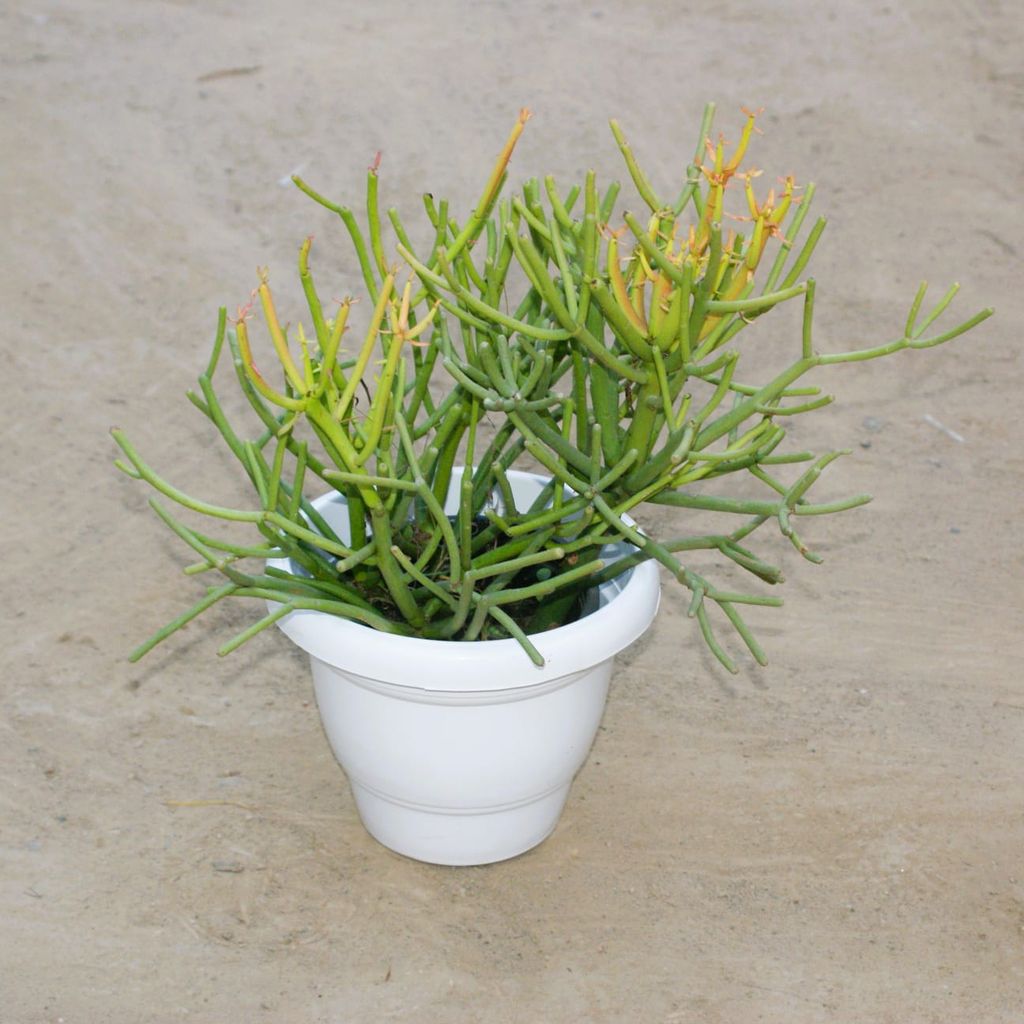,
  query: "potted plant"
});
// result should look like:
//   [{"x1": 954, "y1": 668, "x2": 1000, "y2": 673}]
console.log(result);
[{"x1": 112, "y1": 105, "x2": 991, "y2": 865}]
